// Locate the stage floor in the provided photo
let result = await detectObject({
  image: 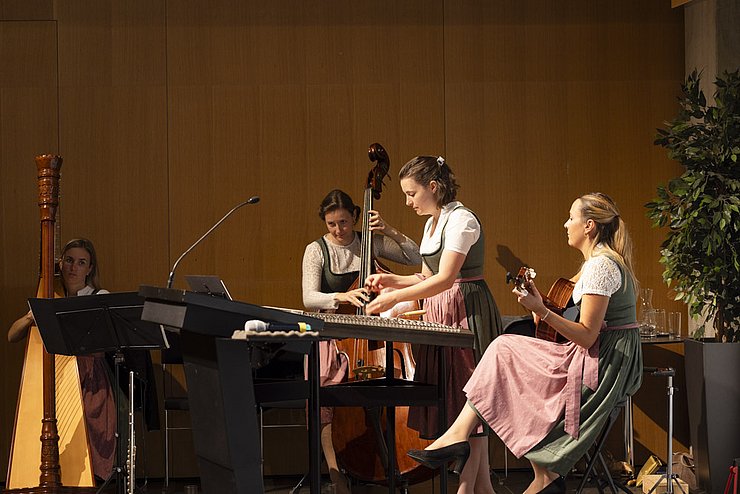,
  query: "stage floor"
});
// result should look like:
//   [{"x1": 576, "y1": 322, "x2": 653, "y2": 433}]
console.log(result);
[{"x1": 72, "y1": 469, "x2": 645, "y2": 493}]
